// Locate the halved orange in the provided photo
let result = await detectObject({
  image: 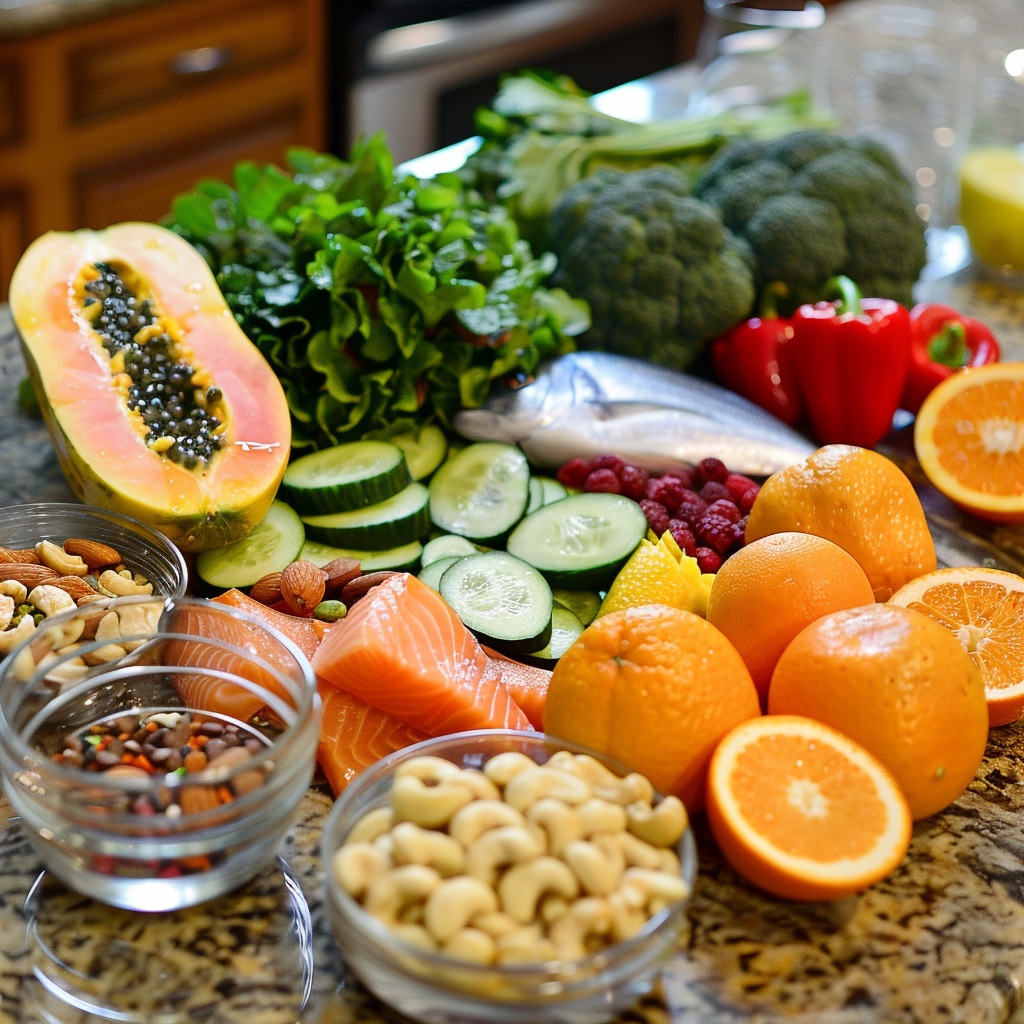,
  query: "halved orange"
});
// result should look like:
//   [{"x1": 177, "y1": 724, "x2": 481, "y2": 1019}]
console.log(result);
[
  {"x1": 914, "y1": 362, "x2": 1024, "y2": 523},
  {"x1": 889, "y1": 566, "x2": 1024, "y2": 727},
  {"x1": 705, "y1": 715, "x2": 913, "y2": 902}
]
